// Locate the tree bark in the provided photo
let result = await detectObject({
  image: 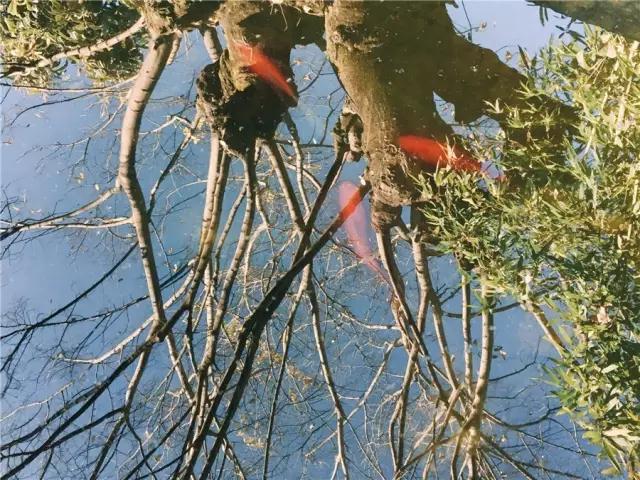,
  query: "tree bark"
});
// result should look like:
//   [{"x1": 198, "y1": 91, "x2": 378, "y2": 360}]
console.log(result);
[
  {"x1": 534, "y1": 1, "x2": 640, "y2": 42},
  {"x1": 325, "y1": 1, "x2": 570, "y2": 223}
]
